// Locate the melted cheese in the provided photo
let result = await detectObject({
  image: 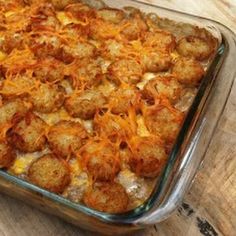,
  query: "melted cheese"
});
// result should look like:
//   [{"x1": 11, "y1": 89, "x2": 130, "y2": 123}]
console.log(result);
[
  {"x1": 35, "y1": 109, "x2": 72, "y2": 126},
  {"x1": 0, "y1": 51, "x2": 6, "y2": 61},
  {"x1": 9, "y1": 149, "x2": 49, "y2": 175},
  {"x1": 5, "y1": 11, "x2": 17, "y2": 18},
  {"x1": 136, "y1": 72, "x2": 156, "y2": 90},
  {"x1": 136, "y1": 114, "x2": 150, "y2": 137},
  {"x1": 57, "y1": 12, "x2": 72, "y2": 25},
  {"x1": 35, "y1": 108, "x2": 93, "y2": 133},
  {"x1": 170, "y1": 51, "x2": 180, "y2": 61},
  {"x1": 56, "y1": 12, "x2": 88, "y2": 26},
  {"x1": 97, "y1": 80, "x2": 115, "y2": 96}
]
